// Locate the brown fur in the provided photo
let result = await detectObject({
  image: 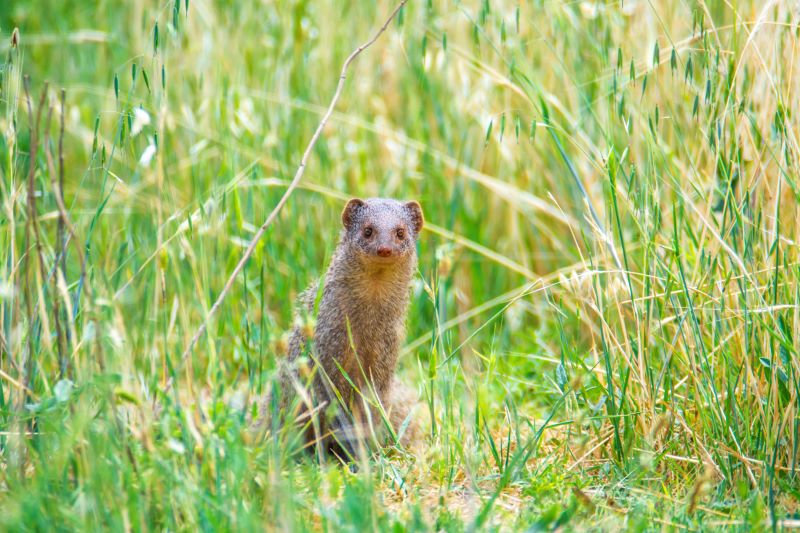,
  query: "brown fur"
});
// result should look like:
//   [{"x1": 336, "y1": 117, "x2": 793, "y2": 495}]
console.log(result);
[{"x1": 256, "y1": 198, "x2": 423, "y2": 457}]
